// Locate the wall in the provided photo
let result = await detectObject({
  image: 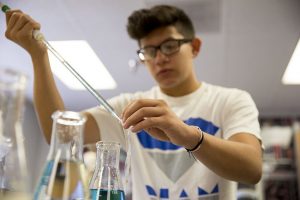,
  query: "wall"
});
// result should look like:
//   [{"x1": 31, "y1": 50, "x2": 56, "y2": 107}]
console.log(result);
[{"x1": 22, "y1": 100, "x2": 49, "y2": 192}]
